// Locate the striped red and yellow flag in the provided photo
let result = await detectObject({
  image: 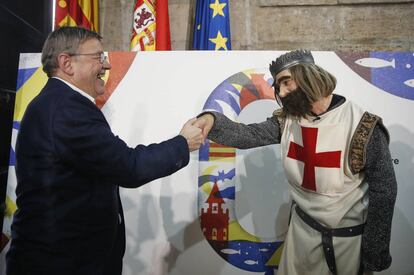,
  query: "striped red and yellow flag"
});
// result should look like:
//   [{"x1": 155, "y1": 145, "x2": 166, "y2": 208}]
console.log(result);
[
  {"x1": 208, "y1": 142, "x2": 236, "y2": 161},
  {"x1": 55, "y1": 0, "x2": 99, "y2": 32},
  {"x1": 130, "y1": 0, "x2": 171, "y2": 51}
]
